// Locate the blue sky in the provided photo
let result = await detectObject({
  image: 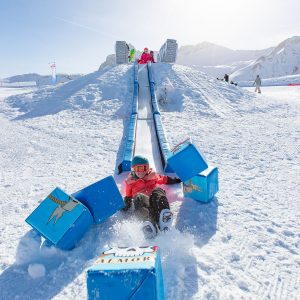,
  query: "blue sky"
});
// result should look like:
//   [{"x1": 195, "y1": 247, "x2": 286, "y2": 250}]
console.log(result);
[{"x1": 1, "y1": 0, "x2": 299, "y2": 78}]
